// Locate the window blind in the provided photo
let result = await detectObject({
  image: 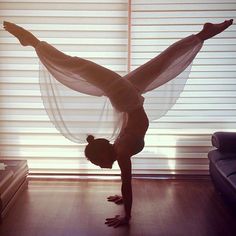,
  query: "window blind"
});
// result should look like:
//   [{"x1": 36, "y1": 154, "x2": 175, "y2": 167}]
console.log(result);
[
  {"x1": 131, "y1": 0, "x2": 236, "y2": 175},
  {"x1": 0, "y1": 0, "x2": 236, "y2": 176},
  {"x1": 0, "y1": 0, "x2": 128, "y2": 175}
]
